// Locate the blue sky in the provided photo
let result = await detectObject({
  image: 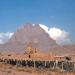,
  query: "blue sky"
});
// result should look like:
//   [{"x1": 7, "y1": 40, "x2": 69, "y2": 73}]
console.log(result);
[{"x1": 0, "y1": 0, "x2": 75, "y2": 44}]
